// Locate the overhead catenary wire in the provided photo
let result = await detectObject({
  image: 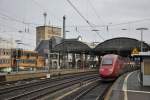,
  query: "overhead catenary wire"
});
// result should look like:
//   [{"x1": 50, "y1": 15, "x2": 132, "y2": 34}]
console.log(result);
[
  {"x1": 0, "y1": 7, "x2": 49, "y2": 50},
  {"x1": 0, "y1": 11, "x2": 39, "y2": 27},
  {"x1": 32, "y1": 0, "x2": 62, "y2": 23},
  {"x1": 87, "y1": 0, "x2": 105, "y2": 26},
  {"x1": 0, "y1": 3, "x2": 38, "y2": 50},
  {"x1": 65, "y1": 18, "x2": 150, "y2": 28},
  {"x1": 0, "y1": 20, "x2": 19, "y2": 31},
  {"x1": 0, "y1": 19, "x2": 36, "y2": 49},
  {"x1": 109, "y1": 18, "x2": 150, "y2": 27},
  {"x1": 0, "y1": 10, "x2": 38, "y2": 36},
  {"x1": 0, "y1": 8, "x2": 38, "y2": 38},
  {"x1": 0, "y1": 33, "x2": 35, "y2": 49},
  {"x1": 66, "y1": 0, "x2": 104, "y2": 40}
]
